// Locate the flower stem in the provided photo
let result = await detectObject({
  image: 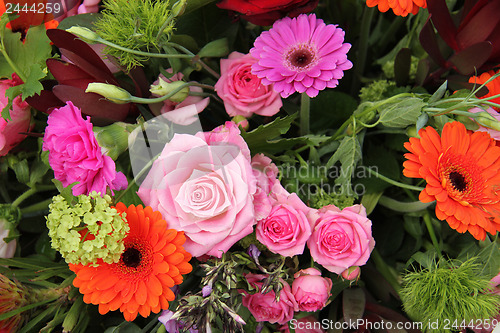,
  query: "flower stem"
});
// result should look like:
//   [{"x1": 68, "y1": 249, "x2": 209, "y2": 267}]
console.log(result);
[
  {"x1": 366, "y1": 168, "x2": 424, "y2": 191},
  {"x1": 96, "y1": 37, "x2": 192, "y2": 59},
  {"x1": 11, "y1": 188, "x2": 37, "y2": 208},
  {"x1": 371, "y1": 248, "x2": 401, "y2": 293},
  {"x1": 378, "y1": 196, "x2": 433, "y2": 212},
  {"x1": 423, "y1": 212, "x2": 442, "y2": 257},
  {"x1": 20, "y1": 198, "x2": 53, "y2": 215},
  {"x1": 300, "y1": 92, "x2": 310, "y2": 136}
]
